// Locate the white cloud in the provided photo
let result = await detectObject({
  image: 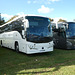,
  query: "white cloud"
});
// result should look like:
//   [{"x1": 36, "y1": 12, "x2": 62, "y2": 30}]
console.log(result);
[
  {"x1": 17, "y1": 12, "x2": 25, "y2": 15},
  {"x1": 48, "y1": 0, "x2": 60, "y2": 2},
  {"x1": 27, "y1": 0, "x2": 31, "y2": 4},
  {"x1": 47, "y1": 1, "x2": 51, "y2": 4},
  {"x1": 28, "y1": 0, "x2": 60, "y2": 4},
  {"x1": 38, "y1": 5, "x2": 54, "y2": 14},
  {"x1": 1, "y1": 12, "x2": 25, "y2": 21},
  {"x1": 33, "y1": 1, "x2": 37, "y2": 3},
  {"x1": 1, "y1": 14, "x2": 13, "y2": 21}
]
